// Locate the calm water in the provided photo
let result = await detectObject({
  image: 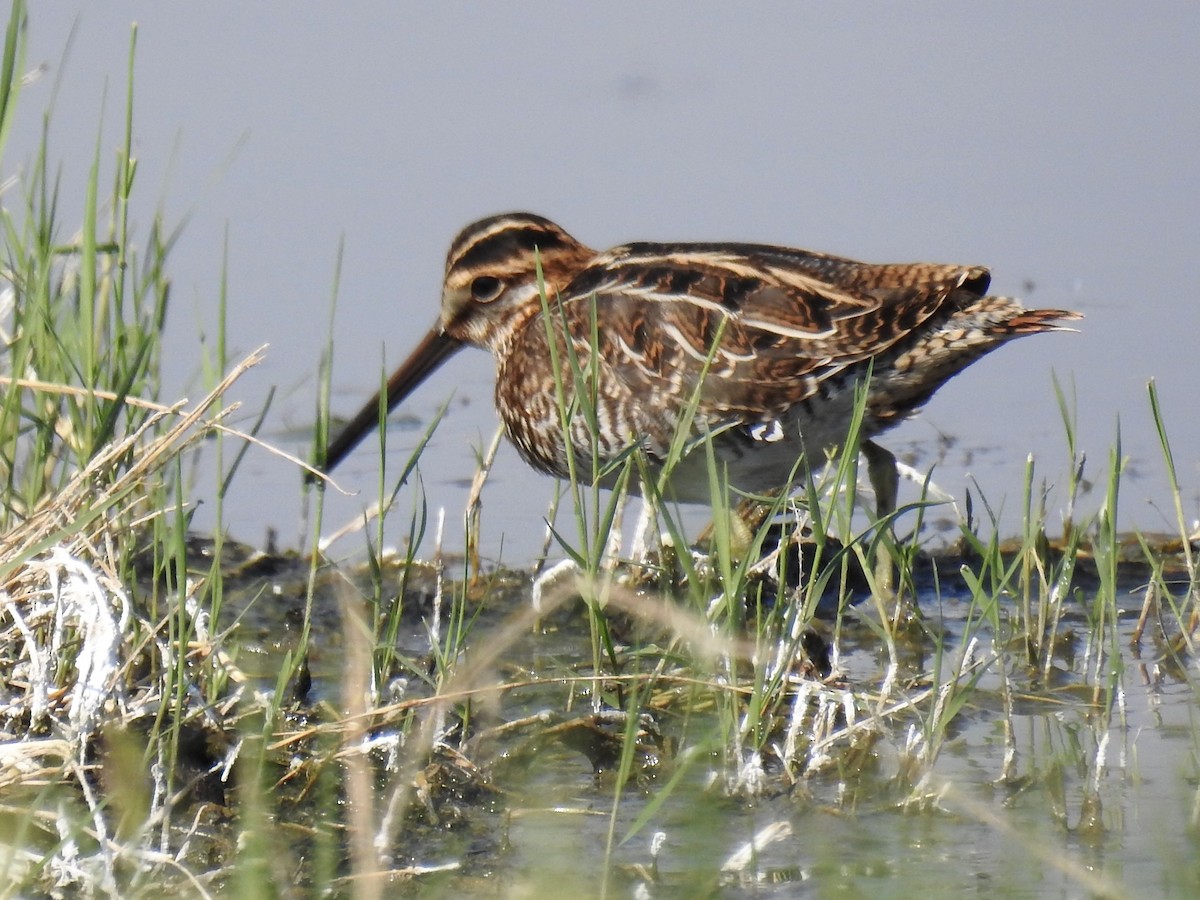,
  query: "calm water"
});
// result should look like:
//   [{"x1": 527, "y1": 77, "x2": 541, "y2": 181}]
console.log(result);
[{"x1": 7, "y1": 5, "x2": 1199, "y2": 563}]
